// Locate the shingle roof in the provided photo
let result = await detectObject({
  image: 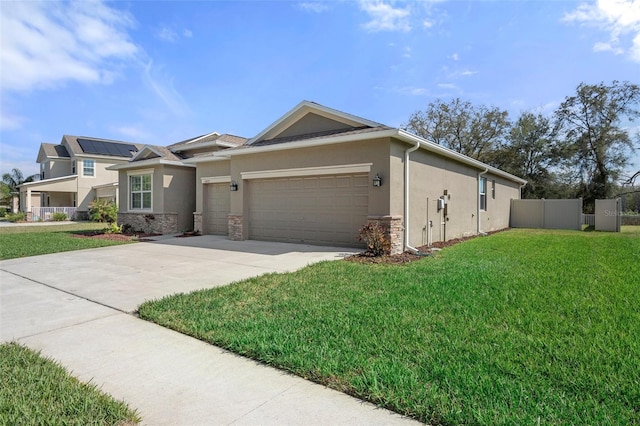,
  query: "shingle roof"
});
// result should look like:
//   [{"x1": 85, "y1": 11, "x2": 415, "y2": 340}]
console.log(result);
[
  {"x1": 131, "y1": 145, "x2": 187, "y2": 162},
  {"x1": 61, "y1": 135, "x2": 144, "y2": 157},
  {"x1": 41, "y1": 143, "x2": 70, "y2": 158},
  {"x1": 226, "y1": 126, "x2": 392, "y2": 151},
  {"x1": 167, "y1": 132, "x2": 248, "y2": 151}
]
